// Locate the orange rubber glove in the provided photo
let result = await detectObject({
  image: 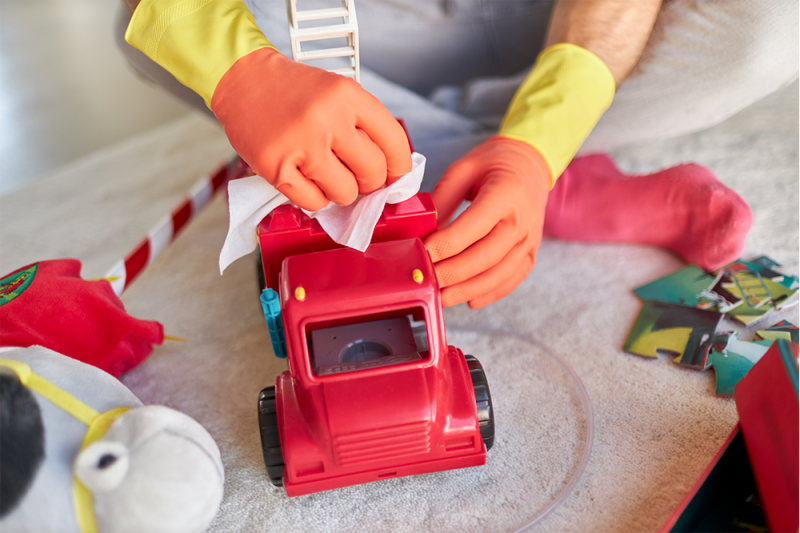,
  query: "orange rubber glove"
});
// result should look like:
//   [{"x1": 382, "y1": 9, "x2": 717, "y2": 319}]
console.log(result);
[
  {"x1": 424, "y1": 137, "x2": 550, "y2": 309},
  {"x1": 211, "y1": 48, "x2": 412, "y2": 210},
  {"x1": 126, "y1": 0, "x2": 411, "y2": 211},
  {"x1": 424, "y1": 44, "x2": 615, "y2": 308}
]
